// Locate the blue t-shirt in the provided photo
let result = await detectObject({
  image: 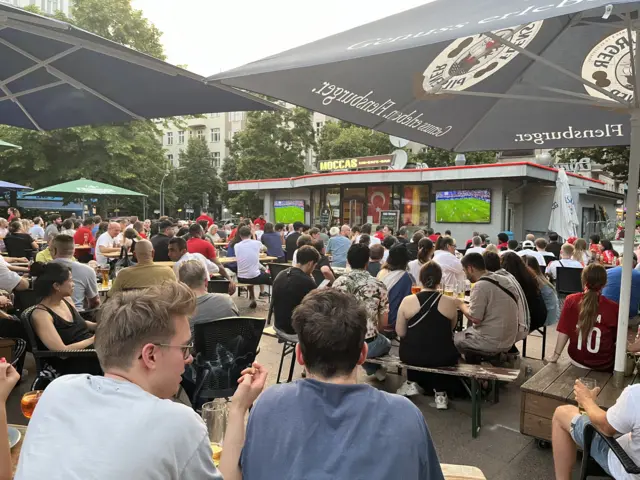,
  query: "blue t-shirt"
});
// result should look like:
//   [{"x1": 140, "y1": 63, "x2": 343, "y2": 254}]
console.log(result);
[
  {"x1": 327, "y1": 235, "x2": 351, "y2": 267},
  {"x1": 261, "y1": 232, "x2": 284, "y2": 258},
  {"x1": 241, "y1": 379, "x2": 443, "y2": 480},
  {"x1": 602, "y1": 266, "x2": 640, "y2": 318},
  {"x1": 387, "y1": 271, "x2": 414, "y2": 327}
]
